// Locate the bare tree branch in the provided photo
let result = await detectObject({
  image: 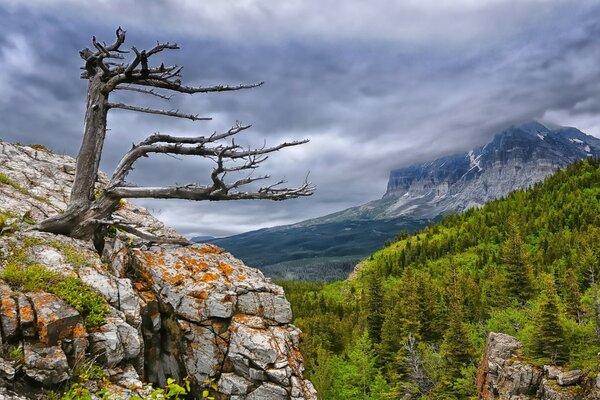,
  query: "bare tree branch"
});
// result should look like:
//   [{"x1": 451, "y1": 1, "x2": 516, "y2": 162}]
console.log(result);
[
  {"x1": 107, "y1": 102, "x2": 211, "y2": 121},
  {"x1": 123, "y1": 79, "x2": 264, "y2": 94},
  {"x1": 115, "y1": 86, "x2": 174, "y2": 100},
  {"x1": 109, "y1": 127, "x2": 306, "y2": 187},
  {"x1": 108, "y1": 181, "x2": 314, "y2": 201}
]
